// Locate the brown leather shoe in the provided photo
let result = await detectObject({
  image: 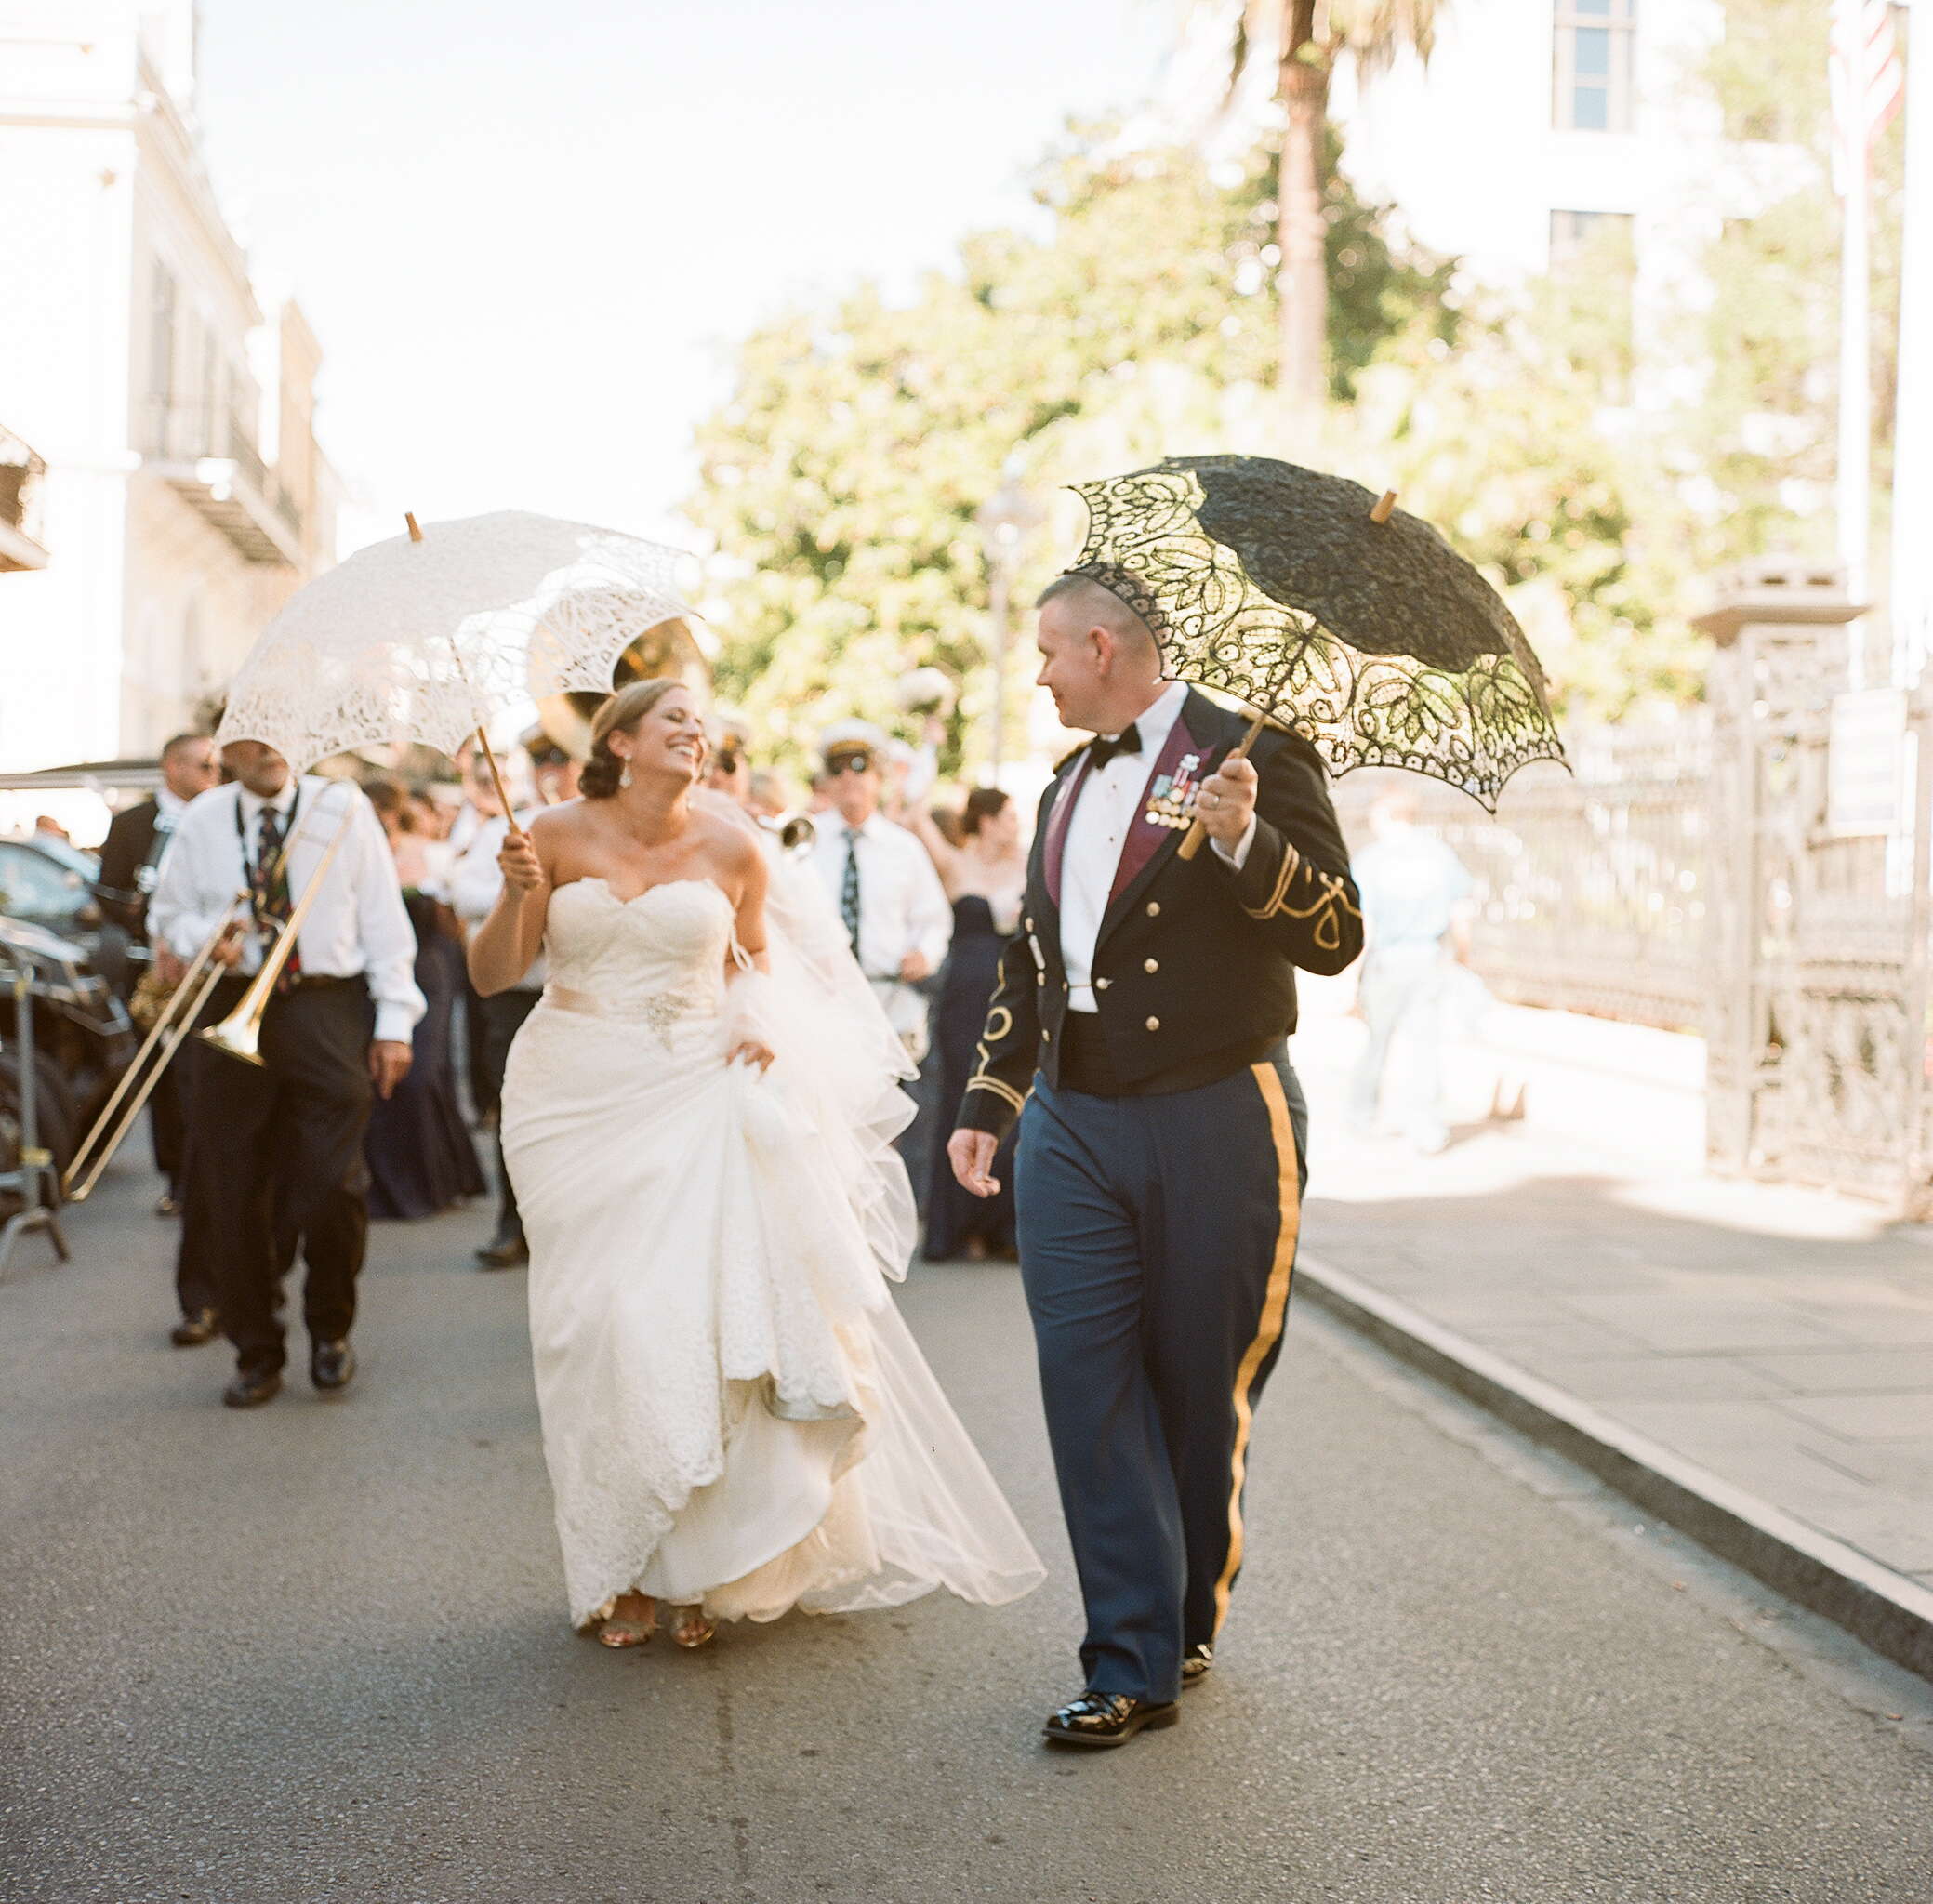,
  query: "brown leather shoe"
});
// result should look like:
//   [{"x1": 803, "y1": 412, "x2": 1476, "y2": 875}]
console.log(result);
[
  {"x1": 222, "y1": 1367, "x2": 281, "y2": 1409},
  {"x1": 311, "y1": 1339, "x2": 355, "y2": 1395},
  {"x1": 474, "y1": 1230, "x2": 529, "y2": 1269},
  {"x1": 169, "y1": 1307, "x2": 221, "y2": 1348}
]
